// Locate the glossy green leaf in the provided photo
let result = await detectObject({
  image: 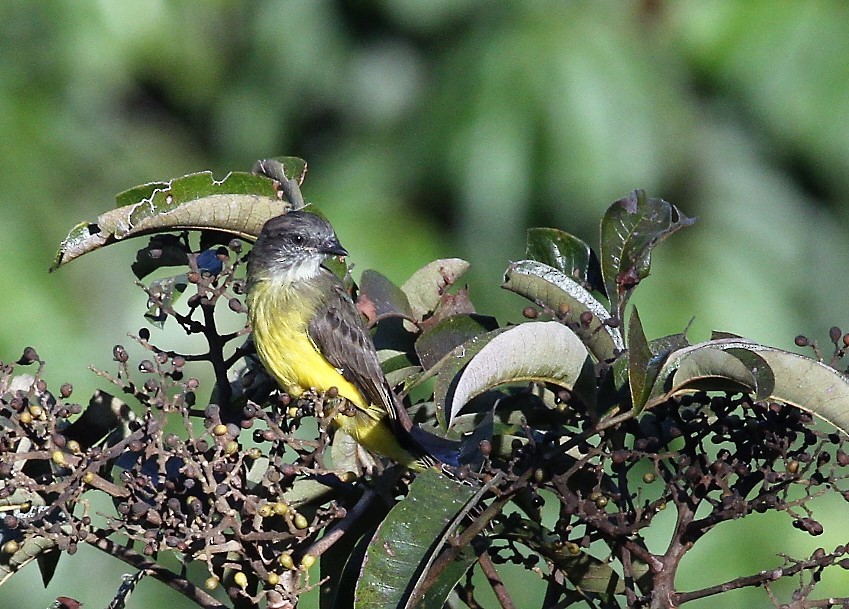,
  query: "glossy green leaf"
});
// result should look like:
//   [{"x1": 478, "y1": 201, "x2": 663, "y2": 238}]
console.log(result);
[
  {"x1": 354, "y1": 469, "x2": 478, "y2": 609},
  {"x1": 599, "y1": 190, "x2": 695, "y2": 318},
  {"x1": 400, "y1": 259, "x2": 470, "y2": 322},
  {"x1": 320, "y1": 500, "x2": 387, "y2": 609},
  {"x1": 50, "y1": 166, "x2": 303, "y2": 270},
  {"x1": 446, "y1": 321, "x2": 591, "y2": 426},
  {"x1": 503, "y1": 260, "x2": 624, "y2": 363},
  {"x1": 525, "y1": 227, "x2": 600, "y2": 289},
  {"x1": 628, "y1": 308, "x2": 654, "y2": 412}
]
